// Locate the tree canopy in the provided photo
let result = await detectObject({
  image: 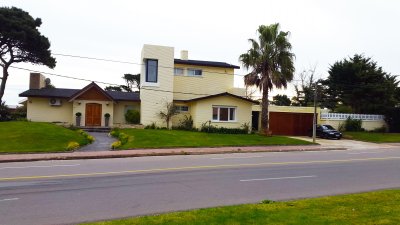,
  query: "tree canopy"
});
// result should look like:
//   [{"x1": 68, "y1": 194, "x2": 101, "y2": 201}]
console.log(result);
[
  {"x1": 272, "y1": 94, "x2": 291, "y2": 106},
  {"x1": 239, "y1": 23, "x2": 295, "y2": 134},
  {"x1": 0, "y1": 7, "x2": 56, "y2": 101},
  {"x1": 323, "y1": 54, "x2": 398, "y2": 114},
  {"x1": 105, "y1": 73, "x2": 140, "y2": 92}
]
